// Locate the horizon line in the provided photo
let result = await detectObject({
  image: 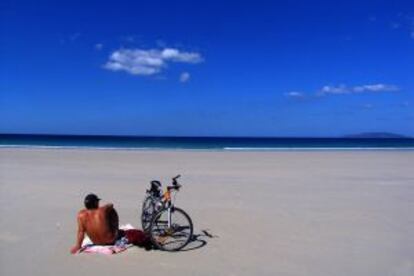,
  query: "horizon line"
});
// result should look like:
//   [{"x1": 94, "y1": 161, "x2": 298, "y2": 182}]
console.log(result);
[{"x1": 0, "y1": 132, "x2": 412, "y2": 139}]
